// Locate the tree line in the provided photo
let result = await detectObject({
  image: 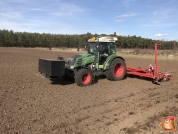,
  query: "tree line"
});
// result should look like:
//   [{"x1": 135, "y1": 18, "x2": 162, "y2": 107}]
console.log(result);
[{"x1": 0, "y1": 29, "x2": 177, "y2": 50}]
